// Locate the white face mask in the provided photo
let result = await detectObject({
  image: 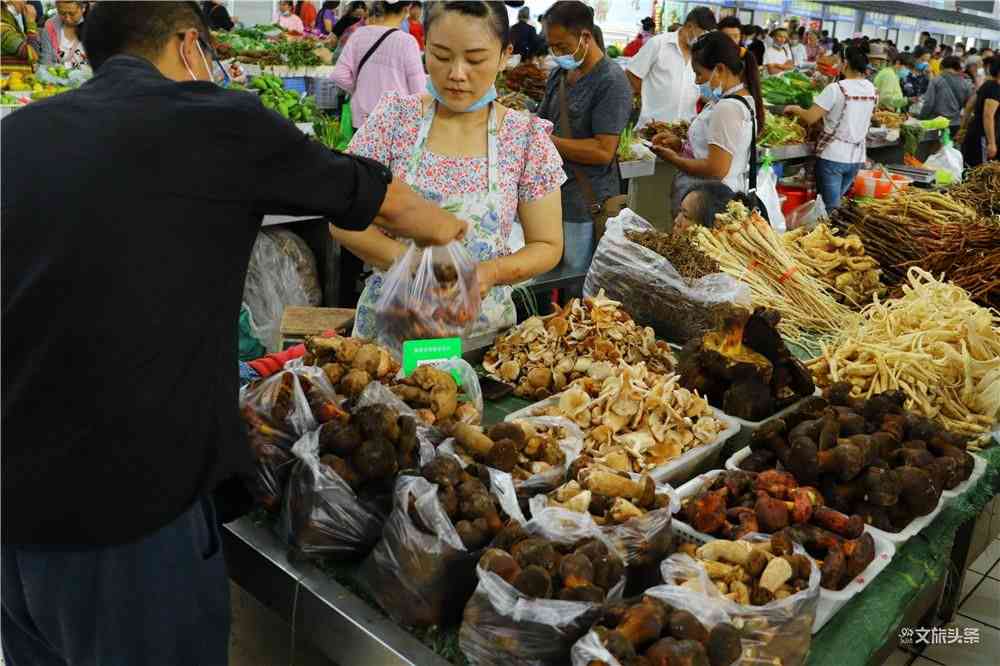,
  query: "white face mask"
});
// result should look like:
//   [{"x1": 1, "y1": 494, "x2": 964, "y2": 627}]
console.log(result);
[{"x1": 180, "y1": 38, "x2": 214, "y2": 83}]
